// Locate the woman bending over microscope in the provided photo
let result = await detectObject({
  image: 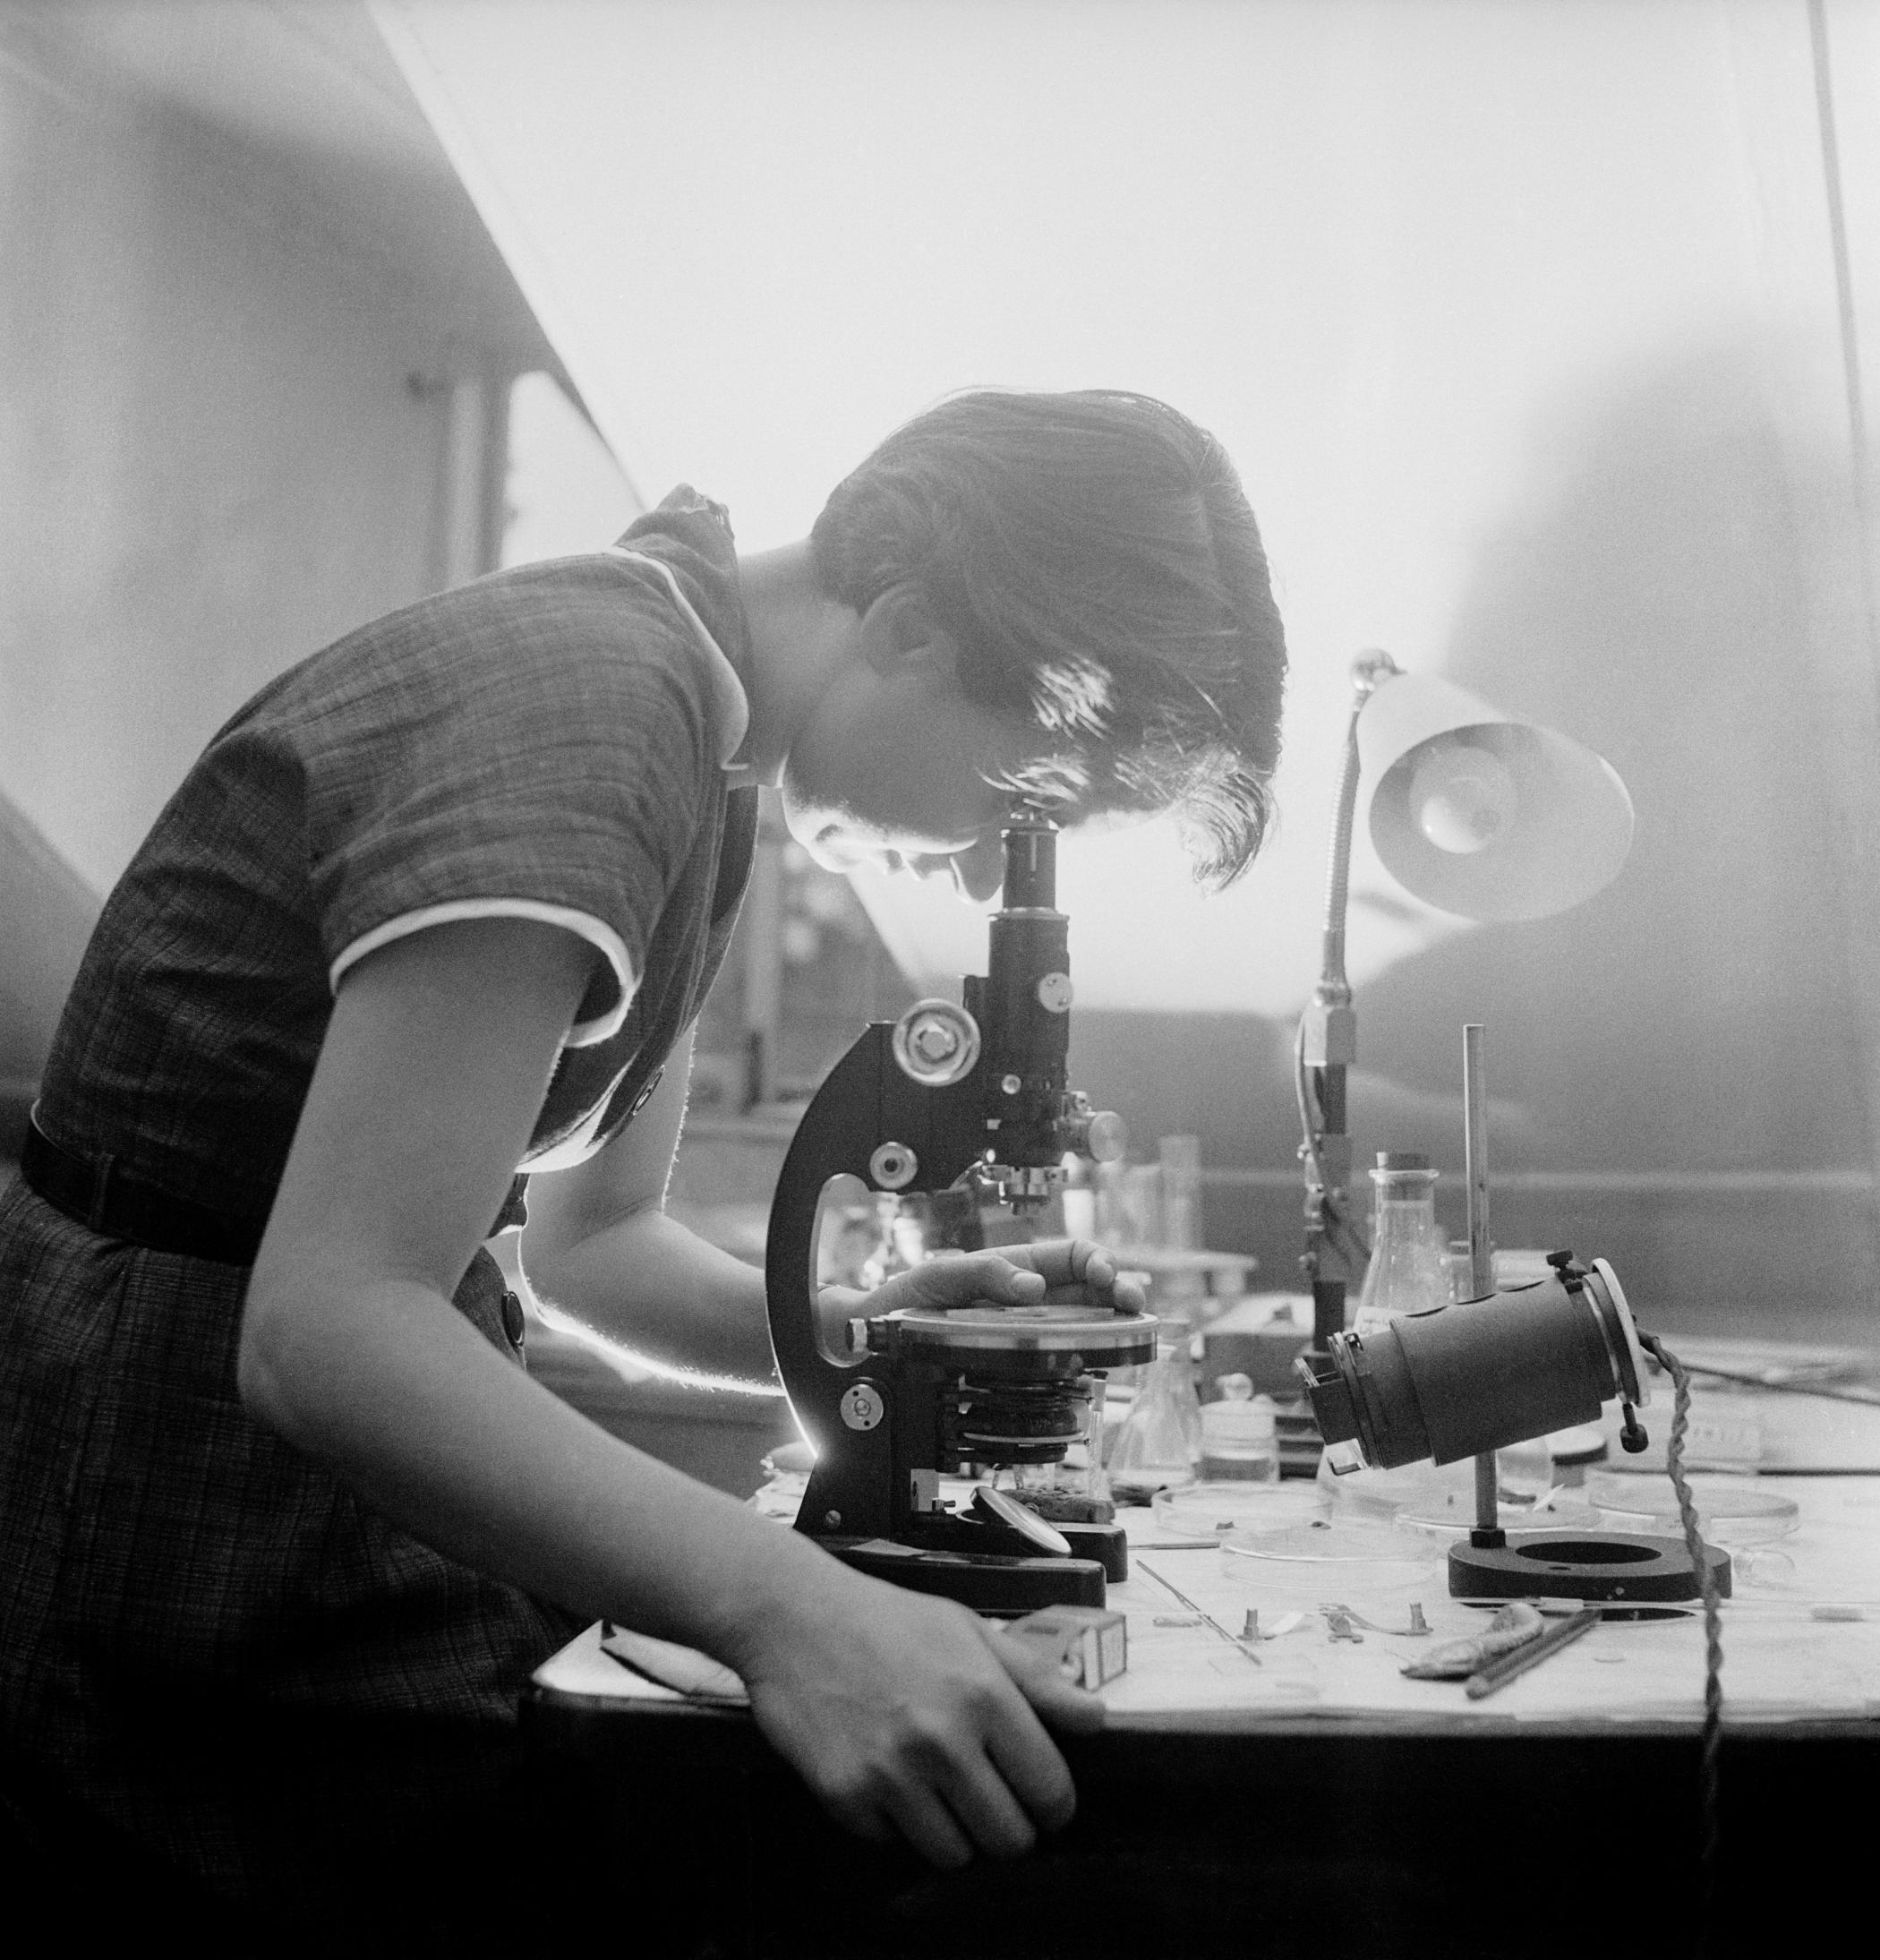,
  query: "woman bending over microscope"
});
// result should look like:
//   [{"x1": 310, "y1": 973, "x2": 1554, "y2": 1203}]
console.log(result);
[{"x1": 0, "y1": 389, "x2": 1286, "y2": 1947}]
